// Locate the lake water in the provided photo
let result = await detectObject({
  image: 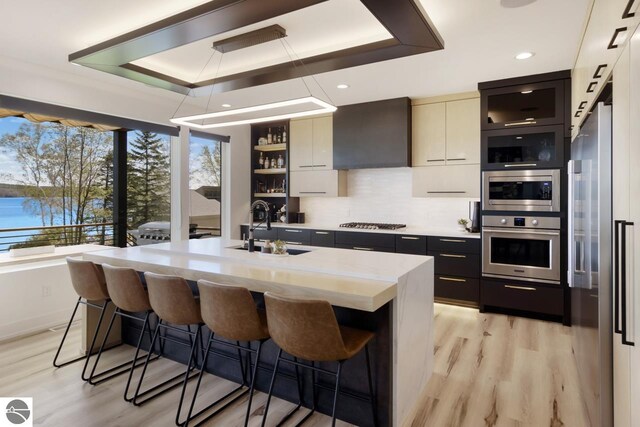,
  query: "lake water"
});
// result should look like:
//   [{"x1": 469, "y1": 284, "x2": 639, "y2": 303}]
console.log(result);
[{"x1": 0, "y1": 197, "x2": 56, "y2": 251}]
